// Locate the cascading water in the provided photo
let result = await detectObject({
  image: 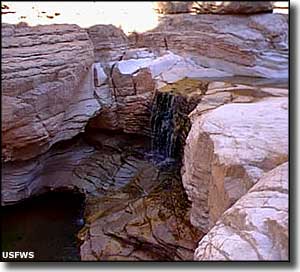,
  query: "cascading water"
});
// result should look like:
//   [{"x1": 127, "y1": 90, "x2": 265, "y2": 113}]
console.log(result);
[{"x1": 150, "y1": 91, "x2": 192, "y2": 166}]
